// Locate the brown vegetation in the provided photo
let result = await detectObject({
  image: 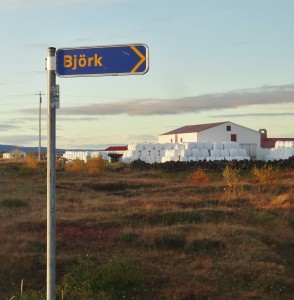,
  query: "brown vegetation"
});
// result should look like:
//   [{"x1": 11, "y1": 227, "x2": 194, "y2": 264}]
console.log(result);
[{"x1": 0, "y1": 160, "x2": 293, "y2": 299}]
